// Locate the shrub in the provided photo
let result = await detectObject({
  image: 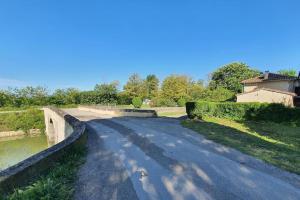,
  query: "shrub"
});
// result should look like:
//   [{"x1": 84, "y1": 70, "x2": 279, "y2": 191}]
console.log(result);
[
  {"x1": 0, "y1": 109, "x2": 45, "y2": 133},
  {"x1": 132, "y1": 97, "x2": 143, "y2": 108},
  {"x1": 177, "y1": 98, "x2": 186, "y2": 107},
  {"x1": 198, "y1": 87, "x2": 235, "y2": 102},
  {"x1": 117, "y1": 92, "x2": 132, "y2": 105},
  {"x1": 186, "y1": 101, "x2": 300, "y2": 126},
  {"x1": 150, "y1": 97, "x2": 177, "y2": 107}
]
